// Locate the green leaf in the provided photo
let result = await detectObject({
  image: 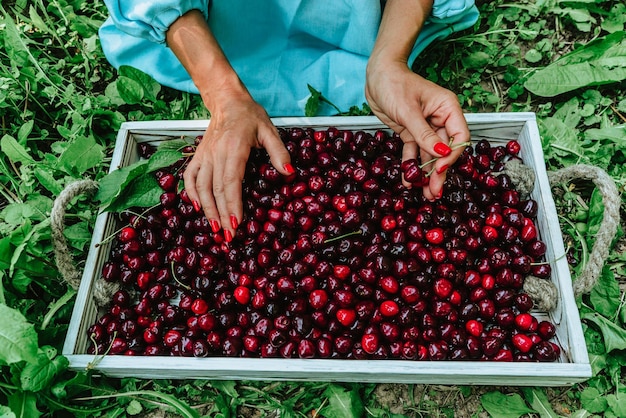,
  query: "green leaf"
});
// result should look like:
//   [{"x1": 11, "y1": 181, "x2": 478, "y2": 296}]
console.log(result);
[
  {"x1": 146, "y1": 147, "x2": 185, "y2": 173},
  {"x1": 580, "y1": 387, "x2": 608, "y2": 414},
  {"x1": 305, "y1": 84, "x2": 322, "y2": 117},
  {"x1": 606, "y1": 393, "x2": 626, "y2": 418},
  {"x1": 539, "y1": 117, "x2": 586, "y2": 160},
  {"x1": 126, "y1": 400, "x2": 143, "y2": 415},
  {"x1": 589, "y1": 266, "x2": 620, "y2": 318},
  {"x1": 103, "y1": 174, "x2": 162, "y2": 213},
  {"x1": 211, "y1": 380, "x2": 239, "y2": 398},
  {"x1": 521, "y1": 388, "x2": 561, "y2": 418},
  {"x1": 7, "y1": 391, "x2": 41, "y2": 418},
  {"x1": 50, "y1": 372, "x2": 88, "y2": 399},
  {"x1": 320, "y1": 385, "x2": 364, "y2": 418},
  {"x1": 95, "y1": 159, "x2": 150, "y2": 211},
  {"x1": 1, "y1": 134, "x2": 35, "y2": 165},
  {"x1": 462, "y1": 51, "x2": 492, "y2": 69},
  {"x1": 20, "y1": 346, "x2": 69, "y2": 392},
  {"x1": 58, "y1": 135, "x2": 104, "y2": 175},
  {"x1": 480, "y1": 391, "x2": 535, "y2": 418},
  {"x1": 0, "y1": 405, "x2": 17, "y2": 418},
  {"x1": 119, "y1": 66, "x2": 161, "y2": 102},
  {"x1": 0, "y1": 303, "x2": 39, "y2": 364},
  {"x1": 524, "y1": 31, "x2": 626, "y2": 96},
  {"x1": 63, "y1": 221, "x2": 92, "y2": 251},
  {"x1": 582, "y1": 312, "x2": 626, "y2": 352},
  {"x1": 17, "y1": 120, "x2": 34, "y2": 144},
  {"x1": 33, "y1": 167, "x2": 63, "y2": 196},
  {"x1": 116, "y1": 76, "x2": 144, "y2": 105}
]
